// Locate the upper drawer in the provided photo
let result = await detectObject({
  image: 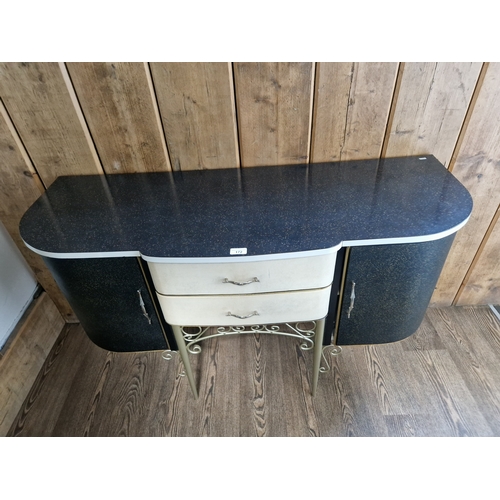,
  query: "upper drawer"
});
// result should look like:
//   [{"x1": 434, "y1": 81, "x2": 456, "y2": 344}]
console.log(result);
[{"x1": 147, "y1": 252, "x2": 337, "y2": 295}]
